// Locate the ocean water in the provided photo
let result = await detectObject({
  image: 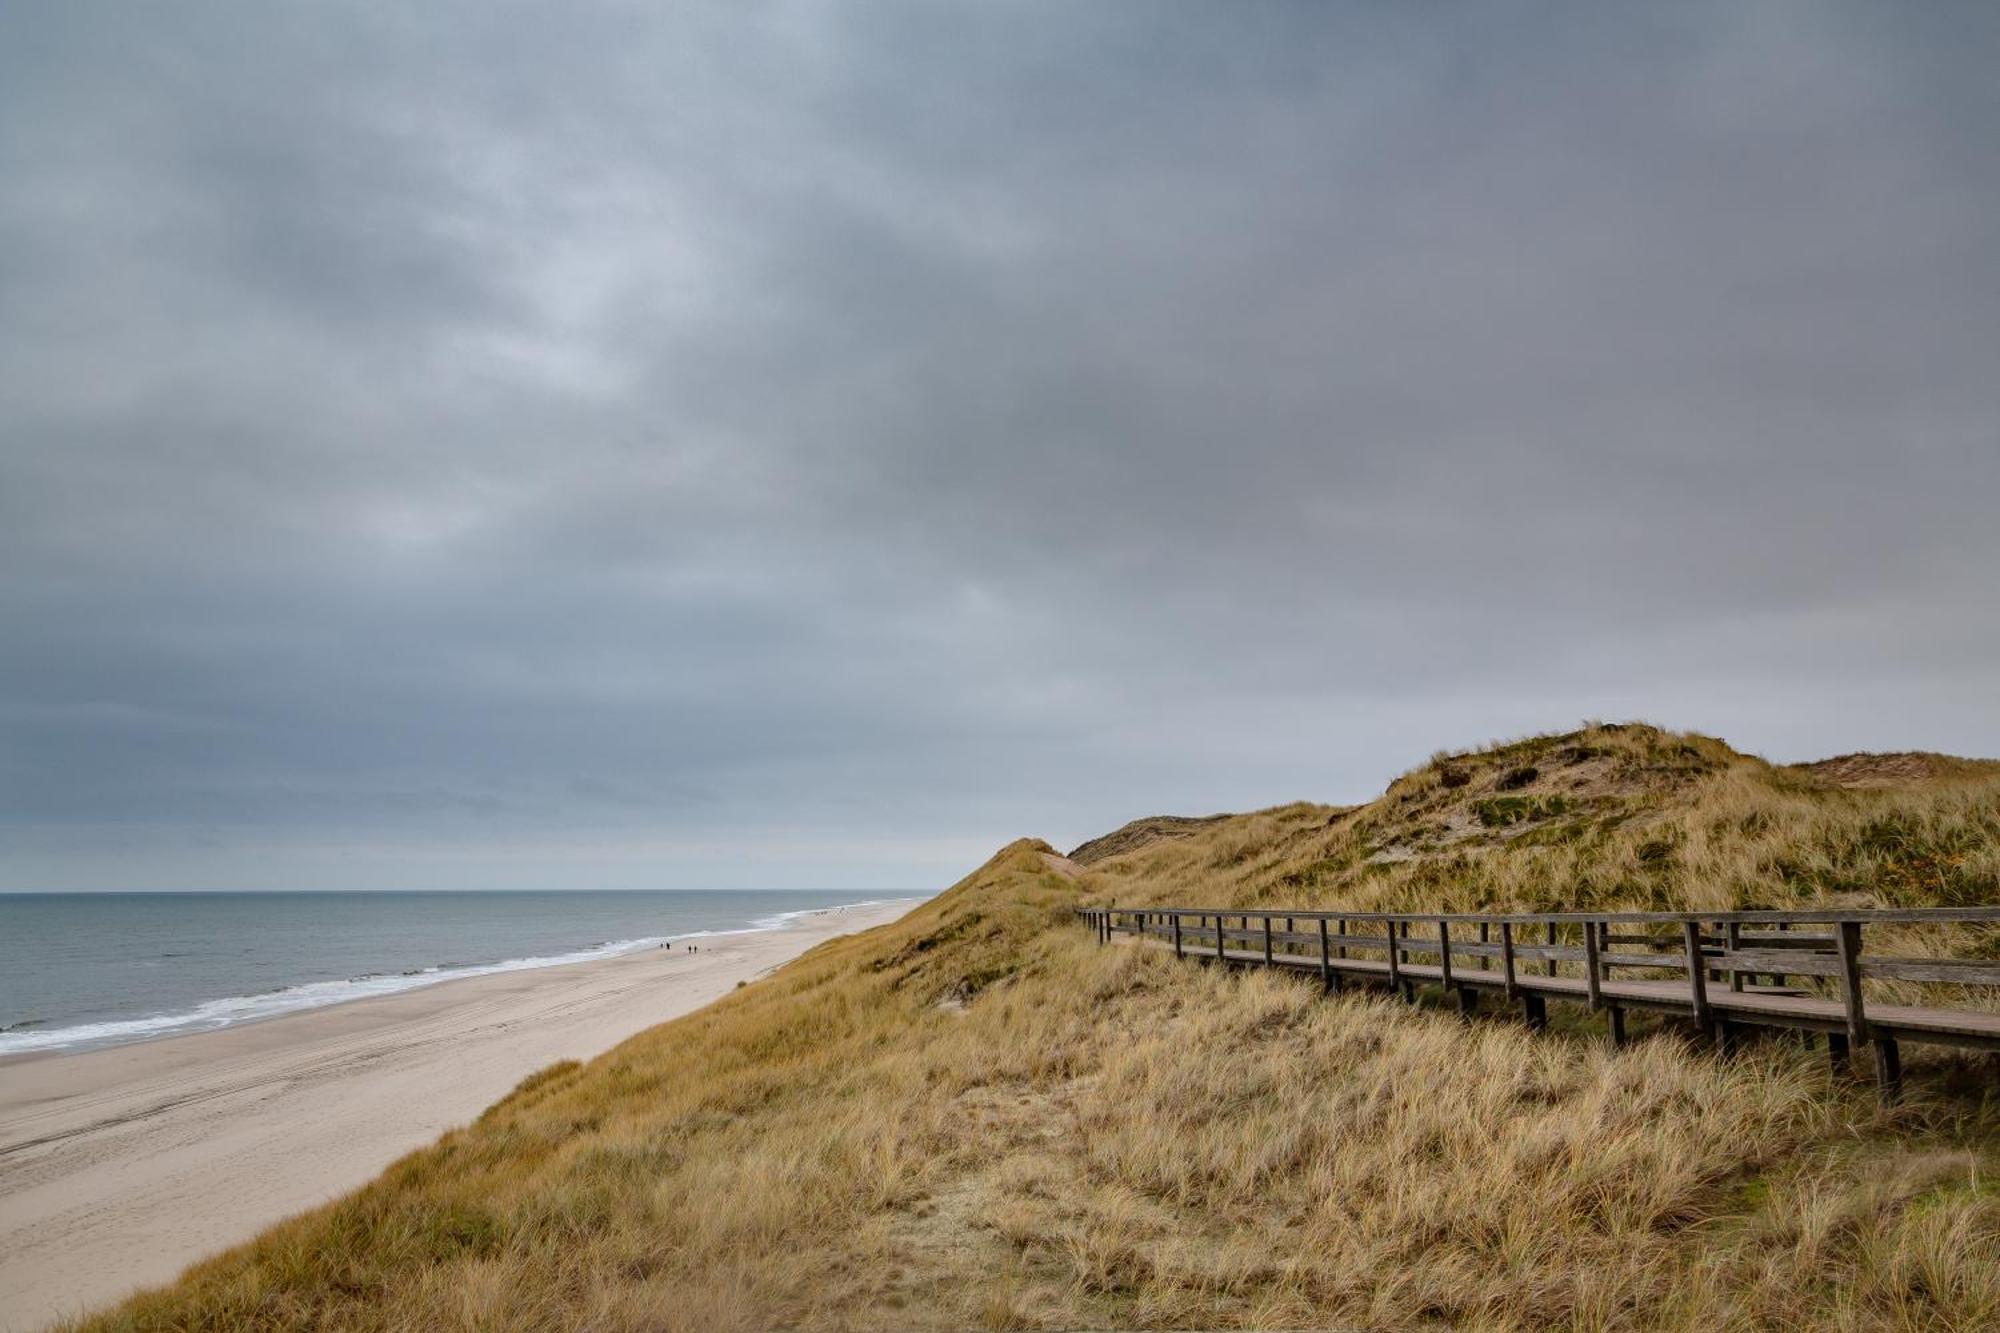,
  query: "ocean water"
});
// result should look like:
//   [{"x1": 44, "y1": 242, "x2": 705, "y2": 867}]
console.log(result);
[{"x1": 0, "y1": 890, "x2": 916, "y2": 1057}]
